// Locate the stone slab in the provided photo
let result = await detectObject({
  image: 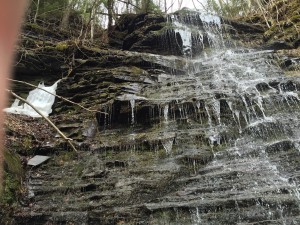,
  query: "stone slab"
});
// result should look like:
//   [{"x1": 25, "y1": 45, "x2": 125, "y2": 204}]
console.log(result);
[{"x1": 27, "y1": 155, "x2": 51, "y2": 166}]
